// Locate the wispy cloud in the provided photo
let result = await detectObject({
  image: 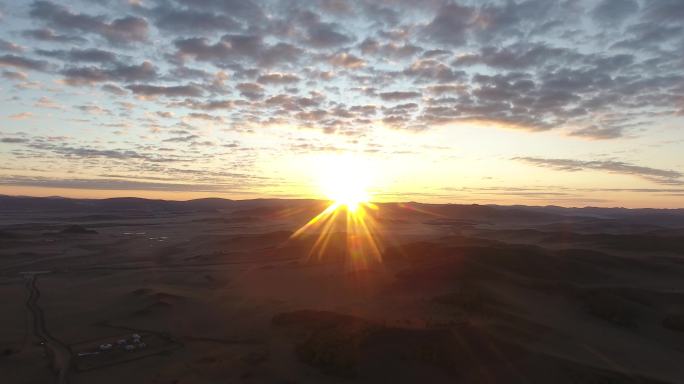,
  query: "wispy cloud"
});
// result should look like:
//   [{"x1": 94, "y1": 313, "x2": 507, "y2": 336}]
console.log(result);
[
  {"x1": 514, "y1": 157, "x2": 684, "y2": 186},
  {"x1": 0, "y1": 175, "x2": 252, "y2": 193},
  {"x1": 8, "y1": 112, "x2": 33, "y2": 120}
]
